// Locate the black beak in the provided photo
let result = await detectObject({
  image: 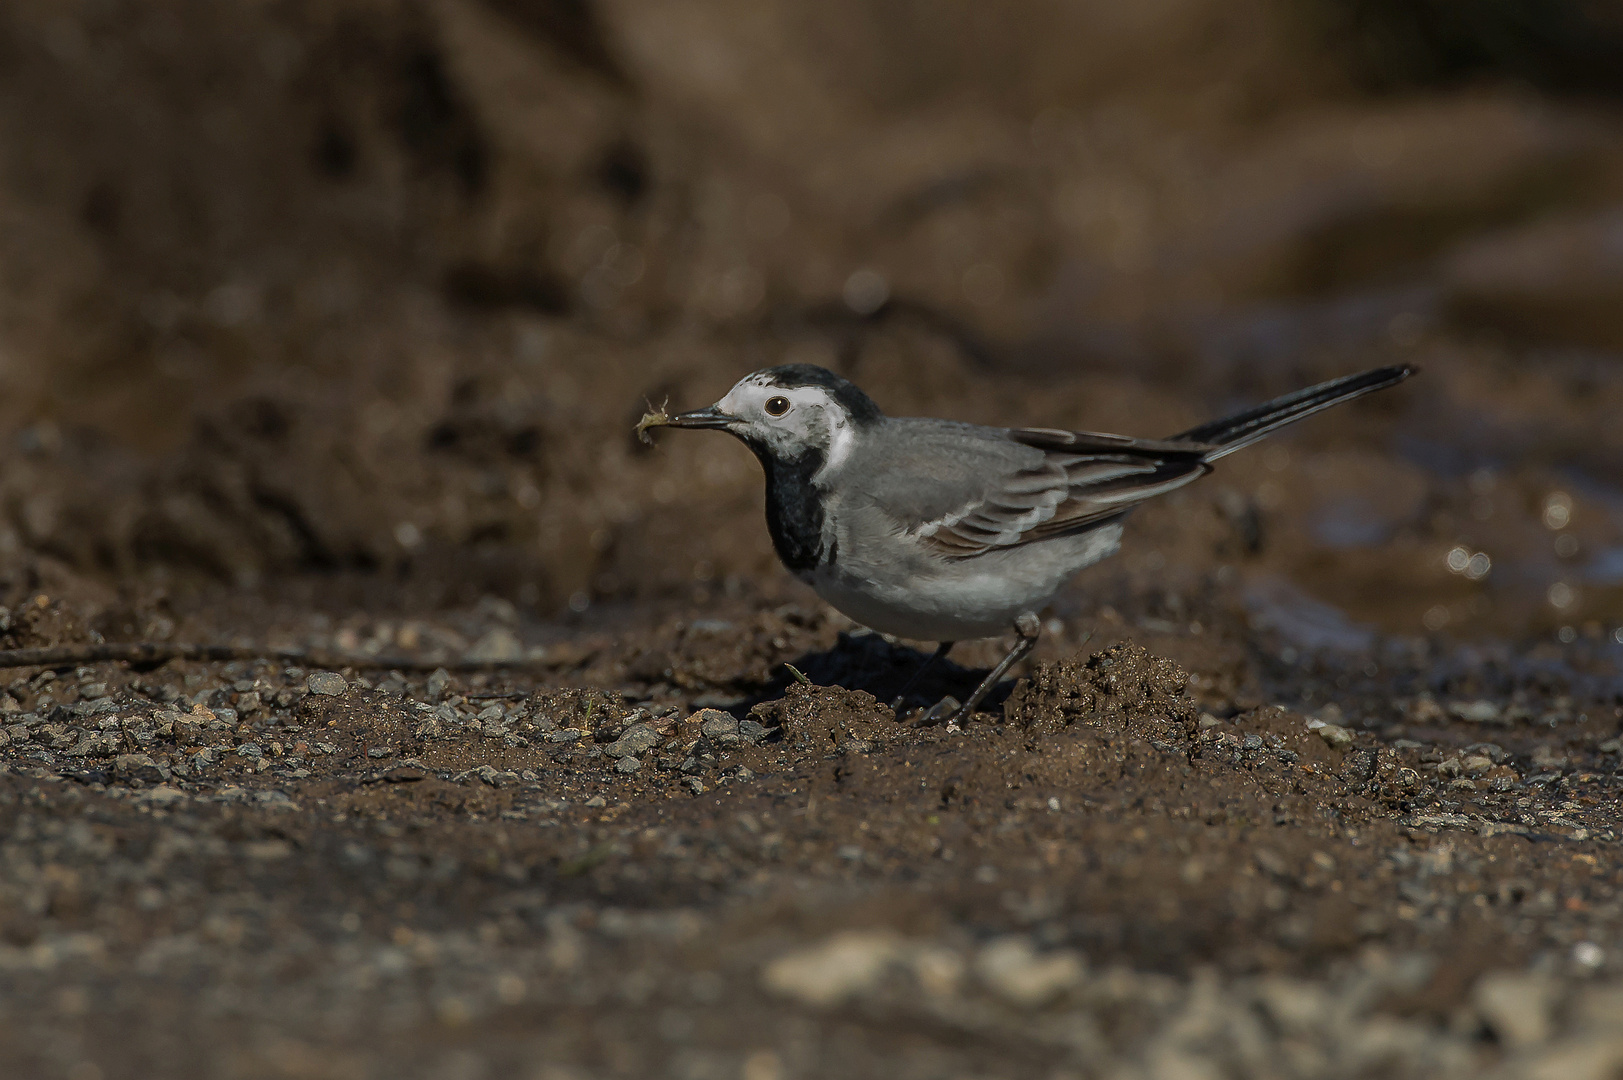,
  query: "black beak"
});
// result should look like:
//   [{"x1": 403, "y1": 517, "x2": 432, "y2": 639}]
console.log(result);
[{"x1": 665, "y1": 405, "x2": 736, "y2": 429}]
